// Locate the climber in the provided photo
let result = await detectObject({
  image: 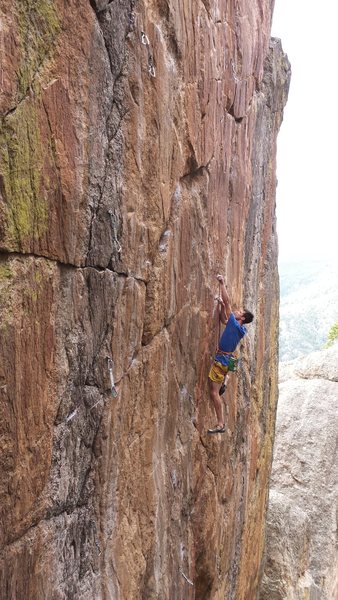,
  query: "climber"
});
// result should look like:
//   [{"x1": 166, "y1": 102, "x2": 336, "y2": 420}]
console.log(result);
[{"x1": 207, "y1": 274, "x2": 254, "y2": 434}]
